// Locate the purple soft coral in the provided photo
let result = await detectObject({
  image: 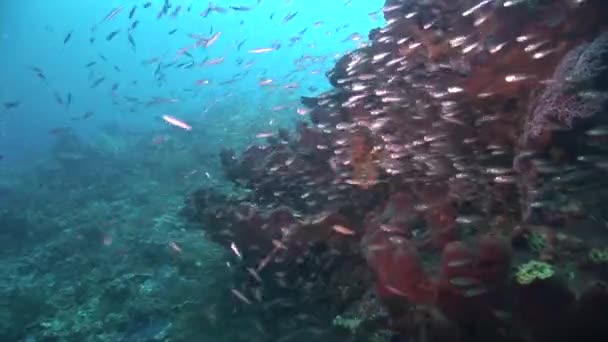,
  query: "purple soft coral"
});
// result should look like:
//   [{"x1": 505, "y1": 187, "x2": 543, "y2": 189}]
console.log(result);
[{"x1": 525, "y1": 32, "x2": 608, "y2": 141}]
